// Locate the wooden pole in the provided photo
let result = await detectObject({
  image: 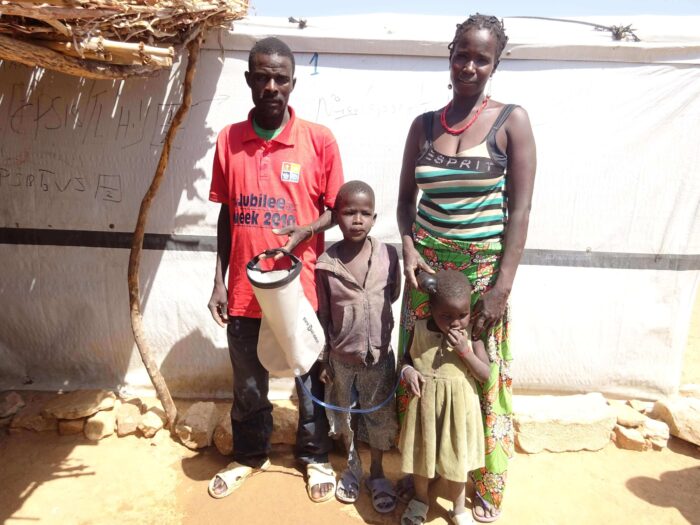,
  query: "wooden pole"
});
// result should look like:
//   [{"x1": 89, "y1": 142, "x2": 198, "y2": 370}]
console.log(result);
[
  {"x1": 127, "y1": 33, "x2": 202, "y2": 431},
  {"x1": 39, "y1": 39, "x2": 174, "y2": 67},
  {"x1": 0, "y1": 34, "x2": 161, "y2": 79}
]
